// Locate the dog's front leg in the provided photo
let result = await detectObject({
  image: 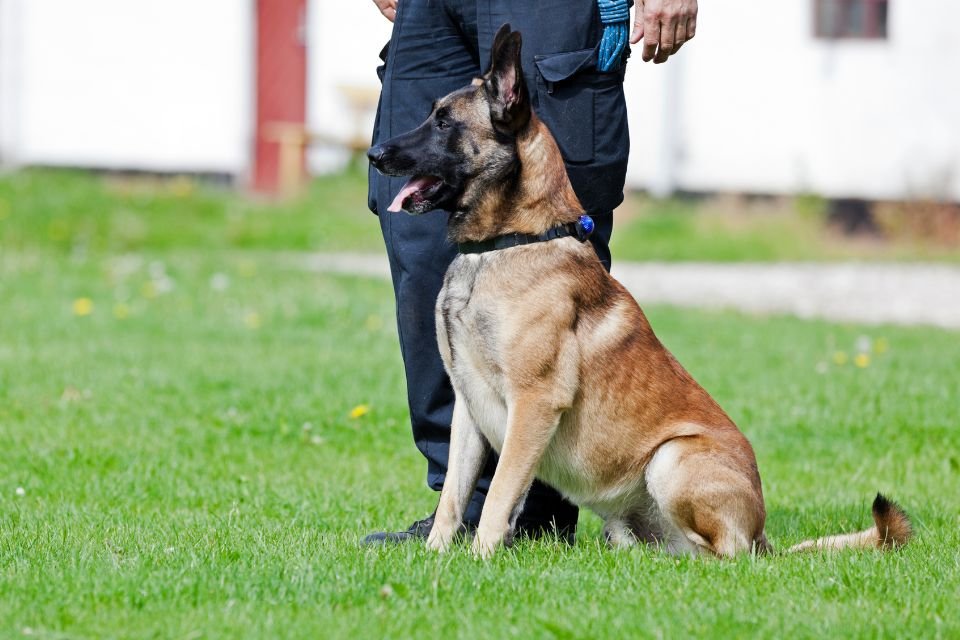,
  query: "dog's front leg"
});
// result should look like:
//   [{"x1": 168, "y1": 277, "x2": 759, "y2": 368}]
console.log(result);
[
  {"x1": 472, "y1": 395, "x2": 561, "y2": 558},
  {"x1": 427, "y1": 398, "x2": 489, "y2": 552}
]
